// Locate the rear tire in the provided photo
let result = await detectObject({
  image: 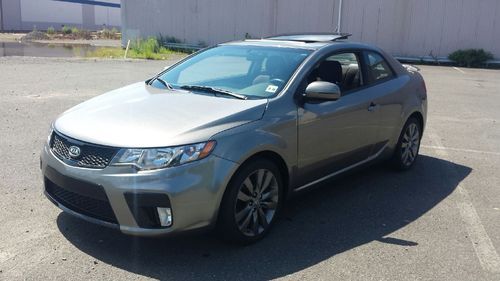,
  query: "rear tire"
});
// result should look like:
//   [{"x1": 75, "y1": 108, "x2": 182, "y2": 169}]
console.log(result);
[
  {"x1": 392, "y1": 117, "x2": 421, "y2": 171},
  {"x1": 217, "y1": 159, "x2": 283, "y2": 244}
]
